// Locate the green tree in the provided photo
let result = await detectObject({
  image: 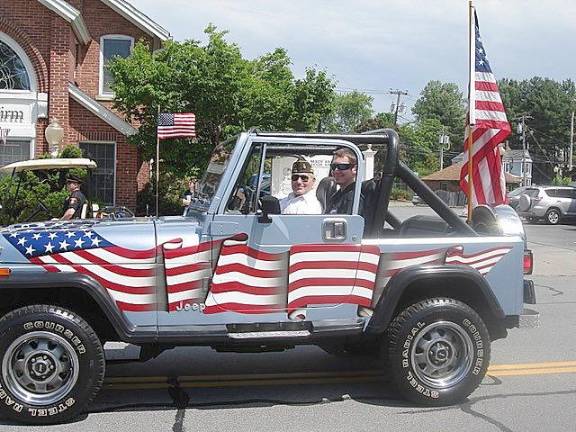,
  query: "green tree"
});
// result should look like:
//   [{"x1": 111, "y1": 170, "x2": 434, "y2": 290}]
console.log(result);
[
  {"x1": 499, "y1": 77, "x2": 576, "y2": 182},
  {"x1": 412, "y1": 81, "x2": 466, "y2": 146},
  {"x1": 290, "y1": 68, "x2": 337, "y2": 132},
  {"x1": 326, "y1": 90, "x2": 373, "y2": 133},
  {"x1": 356, "y1": 112, "x2": 396, "y2": 133},
  {"x1": 399, "y1": 118, "x2": 444, "y2": 176}
]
